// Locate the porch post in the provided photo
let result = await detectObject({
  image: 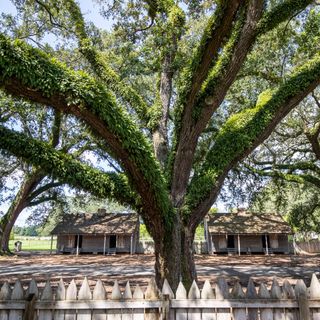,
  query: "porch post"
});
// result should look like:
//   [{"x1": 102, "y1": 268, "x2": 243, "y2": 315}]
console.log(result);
[
  {"x1": 50, "y1": 234, "x2": 53, "y2": 255},
  {"x1": 130, "y1": 233, "x2": 134, "y2": 255},
  {"x1": 265, "y1": 234, "x2": 269, "y2": 255},
  {"x1": 103, "y1": 234, "x2": 106, "y2": 255},
  {"x1": 76, "y1": 234, "x2": 80, "y2": 256},
  {"x1": 237, "y1": 234, "x2": 241, "y2": 256},
  {"x1": 204, "y1": 218, "x2": 211, "y2": 254}
]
